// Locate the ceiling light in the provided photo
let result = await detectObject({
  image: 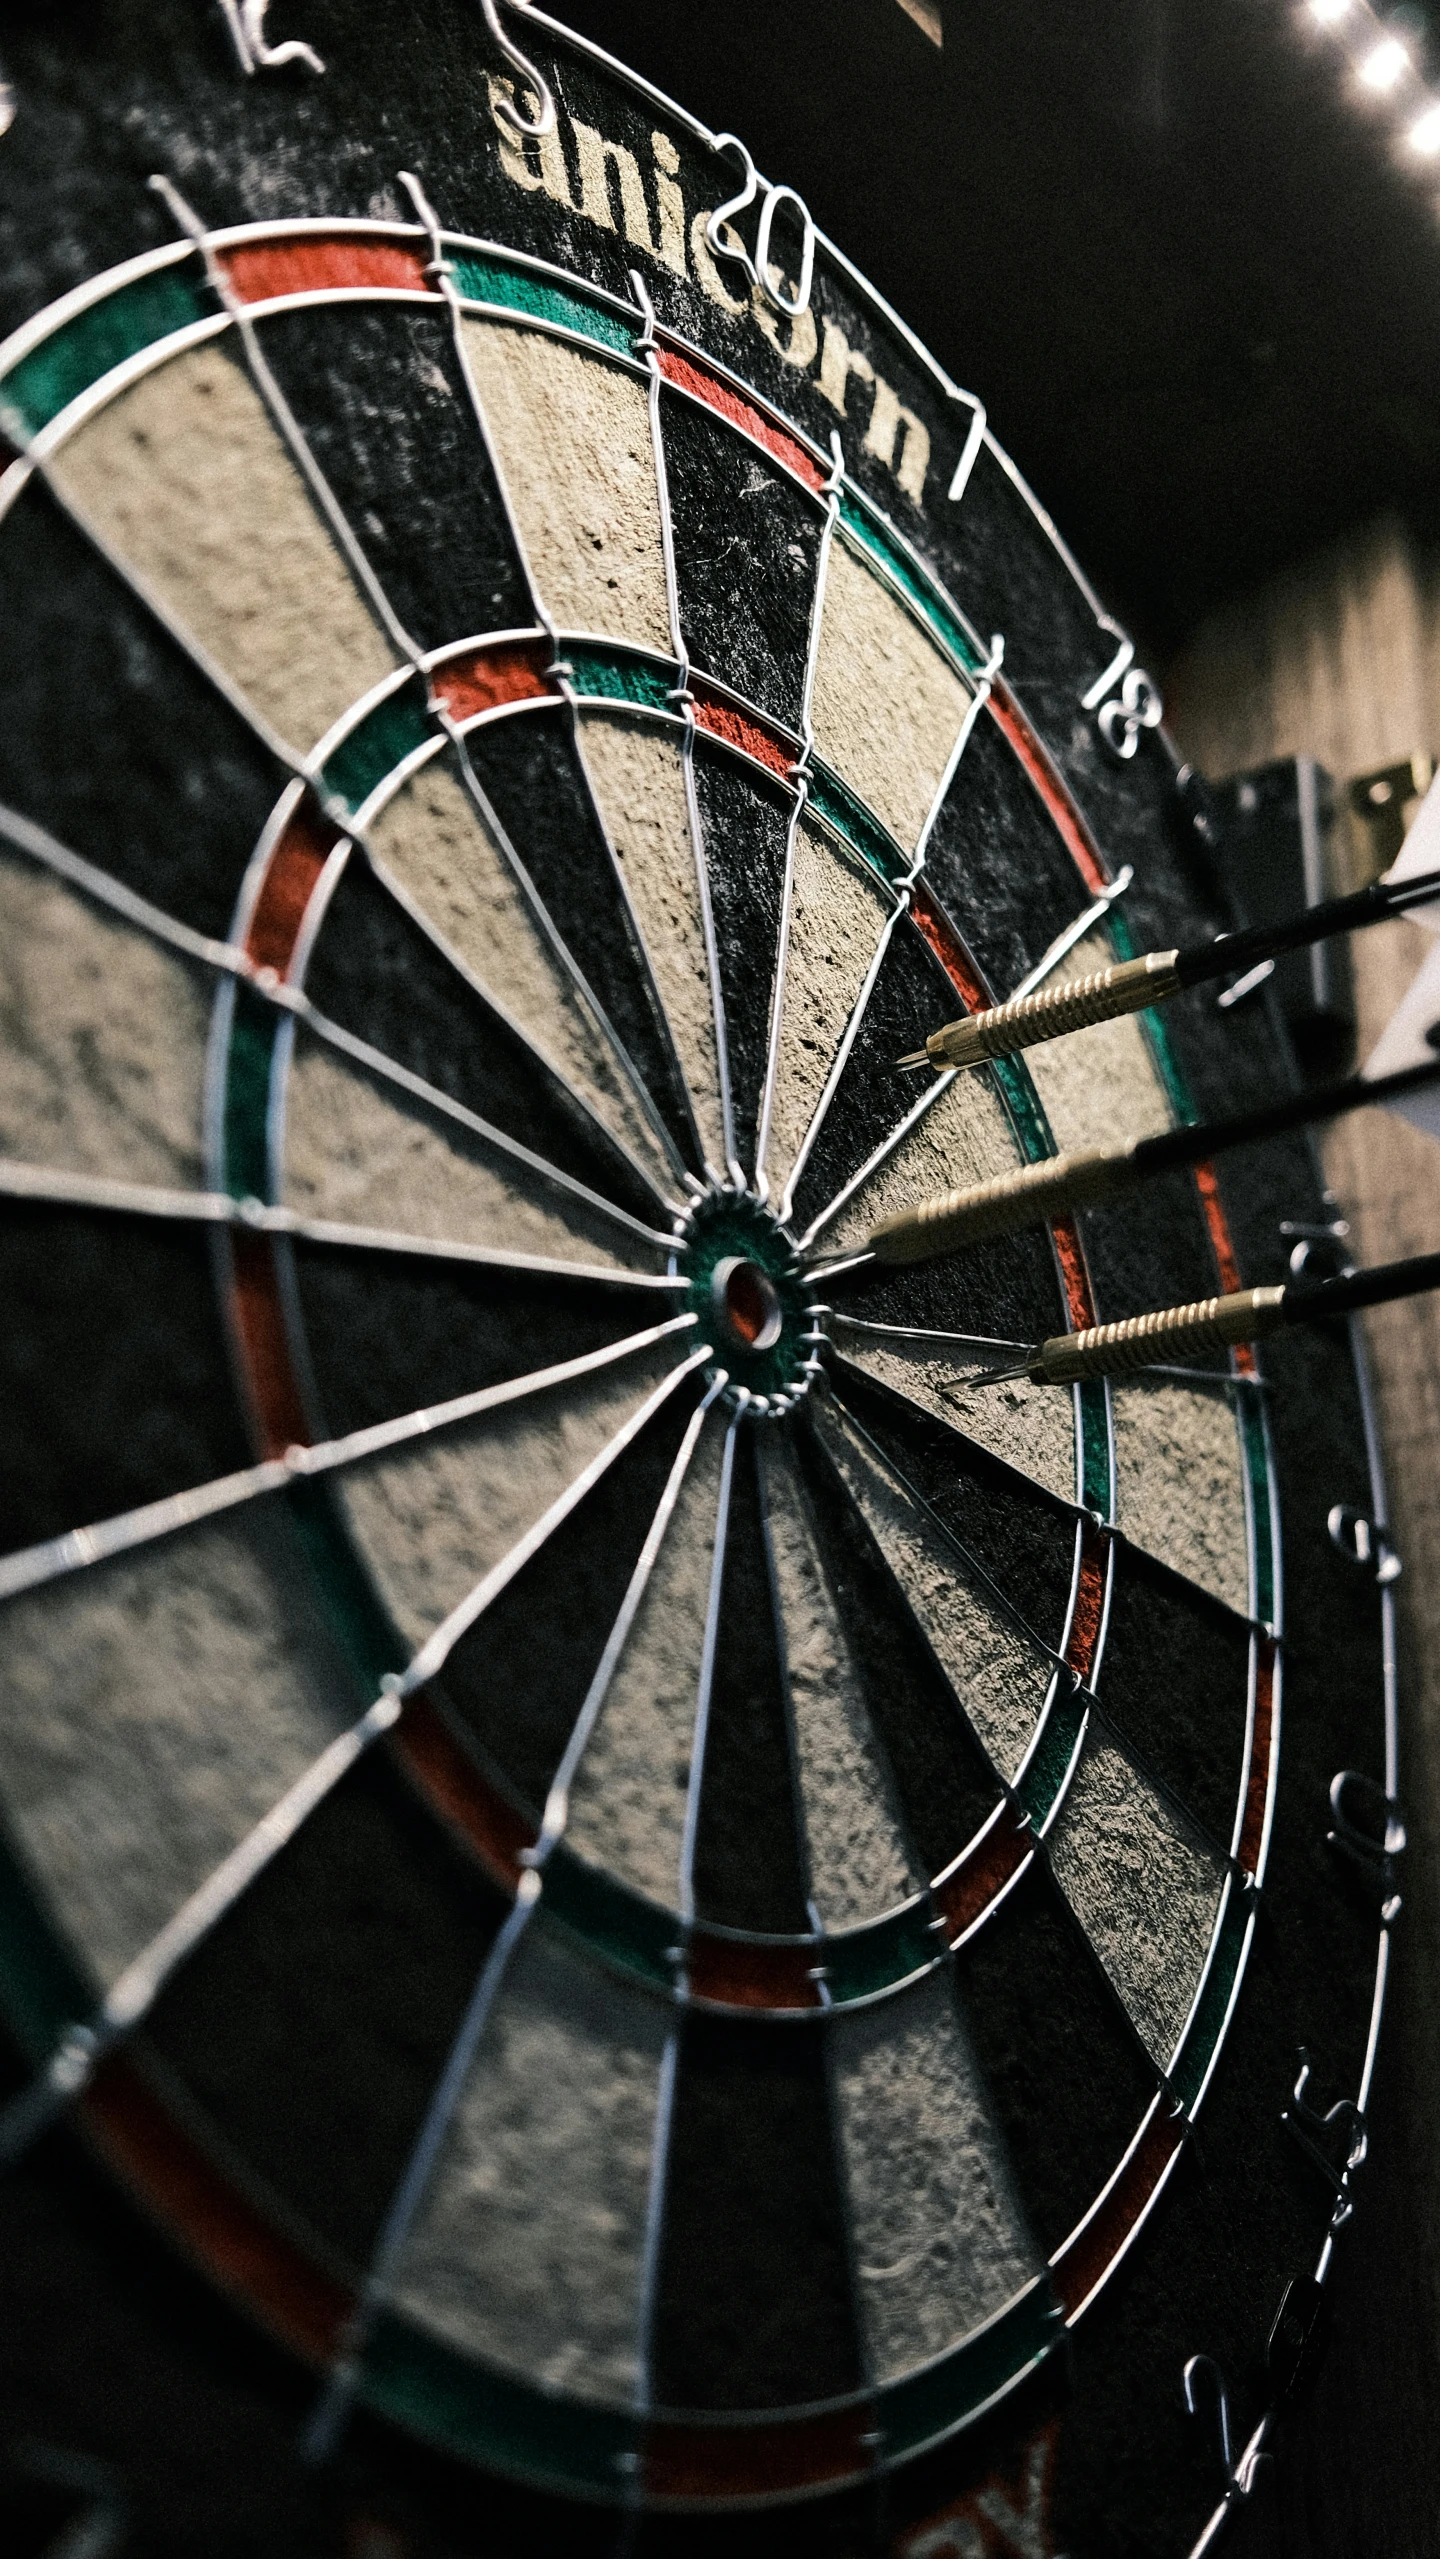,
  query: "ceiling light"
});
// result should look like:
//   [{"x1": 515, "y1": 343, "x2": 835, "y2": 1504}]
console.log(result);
[
  {"x1": 1309, "y1": 0, "x2": 1351, "y2": 21},
  {"x1": 1360, "y1": 37, "x2": 1410, "y2": 89},
  {"x1": 1410, "y1": 102, "x2": 1440, "y2": 149}
]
